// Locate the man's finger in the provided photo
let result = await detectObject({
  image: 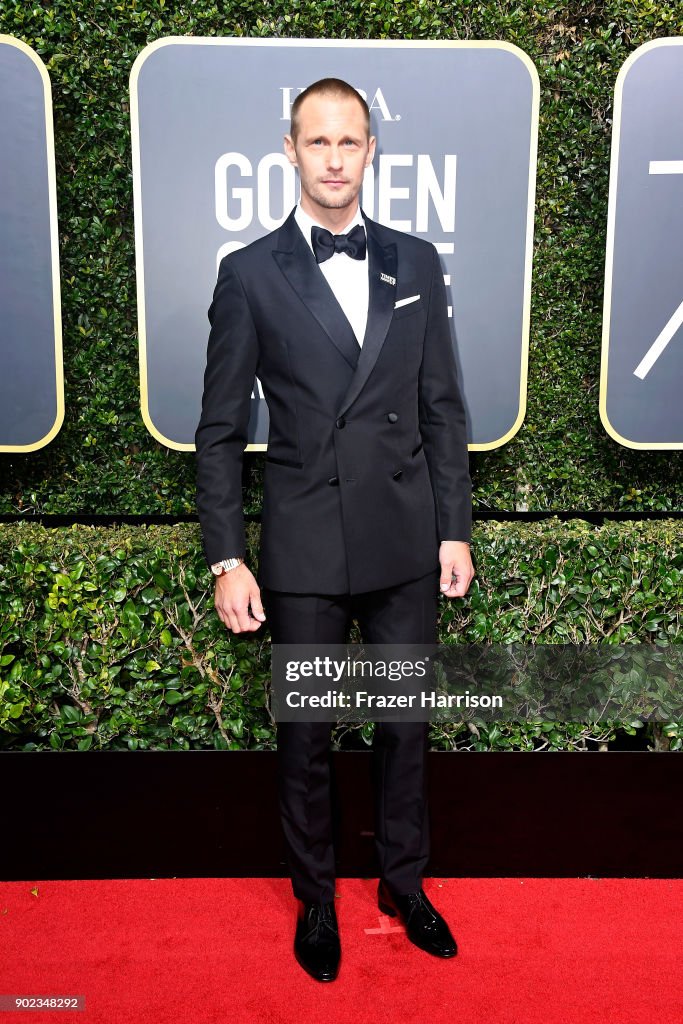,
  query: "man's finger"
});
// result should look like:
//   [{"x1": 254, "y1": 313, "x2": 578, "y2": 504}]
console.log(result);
[
  {"x1": 235, "y1": 603, "x2": 255, "y2": 632},
  {"x1": 440, "y1": 563, "x2": 474, "y2": 598},
  {"x1": 439, "y1": 563, "x2": 455, "y2": 591},
  {"x1": 249, "y1": 588, "x2": 267, "y2": 623},
  {"x1": 228, "y1": 610, "x2": 243, "y2": 633},
  {"x1": 214, "y1": 597, "x2": 231, "y2": 630}
]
